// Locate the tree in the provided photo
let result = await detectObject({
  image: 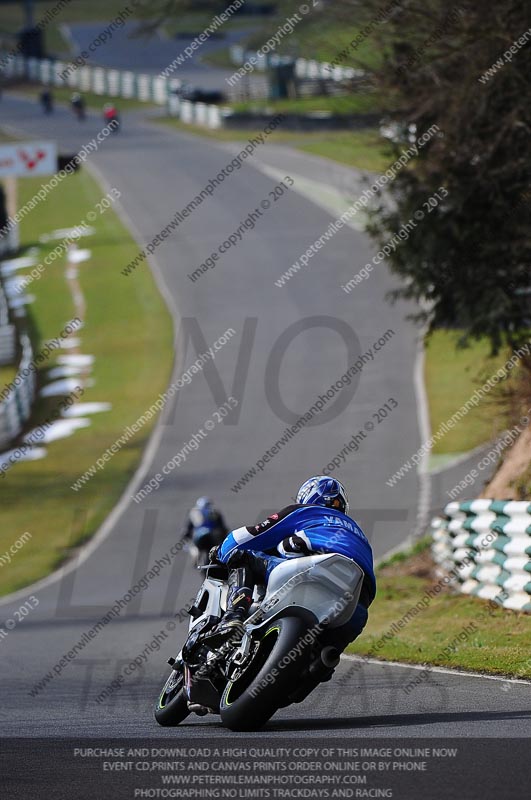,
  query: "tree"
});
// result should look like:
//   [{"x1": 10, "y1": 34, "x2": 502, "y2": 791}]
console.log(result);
[{"x1": 330, "y1": 0, "x2": 531, "y2": 353}]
